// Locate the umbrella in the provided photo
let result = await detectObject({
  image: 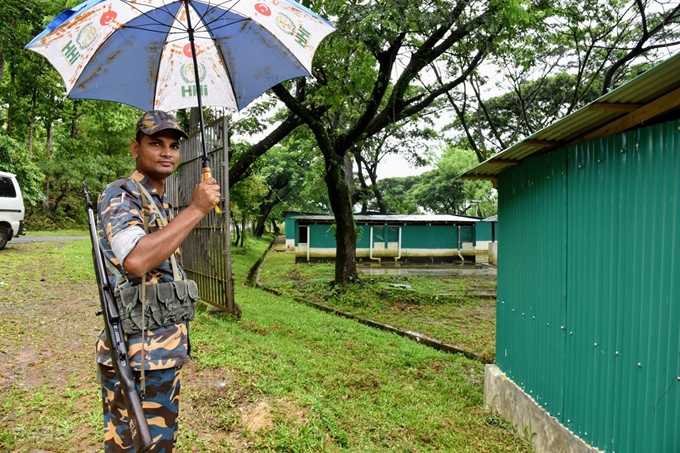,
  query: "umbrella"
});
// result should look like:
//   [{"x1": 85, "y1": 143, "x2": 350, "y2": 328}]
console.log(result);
[
  {"x1": 25, "y1": 0, "x2": 335, "y2": 178},
  {"x1": 26, "y1": 0, "x2": 335, "y2": 317}
]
